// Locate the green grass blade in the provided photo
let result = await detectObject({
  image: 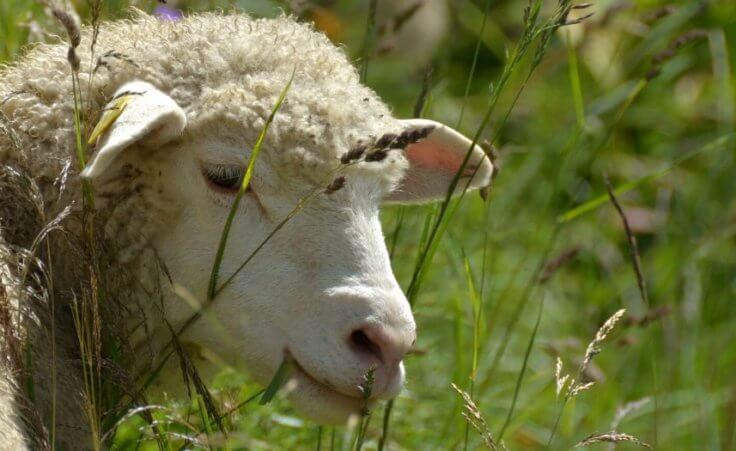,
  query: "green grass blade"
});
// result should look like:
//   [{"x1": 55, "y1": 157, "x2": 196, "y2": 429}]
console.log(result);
[
  {"x1": 359, "y1": 0, "x2": 378, "y2": 83},
  {"x1": 196, "y1": 395, "x2": 214, "y2": 446},
  {"x1": 214, "y1": 183, "x2": 323, "y2": 297},
  {"x1": 497, "y1": 293, "x2": 544, "y2": 440},
  {"x1": 259, "y1": 357, "x2": 294, "y2": 405},
  {"x1": 207, "y1": 68, "x2": 295, "y2": 300},
  {"x1": 461, "y1": 253, "x2": 481, "y2": 380},
  {"x1": 566, "y1": 29, "x2": 585, "y2": 128},
  {"x1": 456, "y1": 0, "x2": 492, "y2": 129},
  {"x1": 377, "y1": 399, "x2": 394, "y2": 451},
  {"x1": 405, "y1": 0, "x2": 573, "y2": 305},
  {"x1": 708, "y1": 29, "x2": 734, "y2": 132},
  {"x1": 557, "y1": 134, "x2": 734, "y2": 223}
]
